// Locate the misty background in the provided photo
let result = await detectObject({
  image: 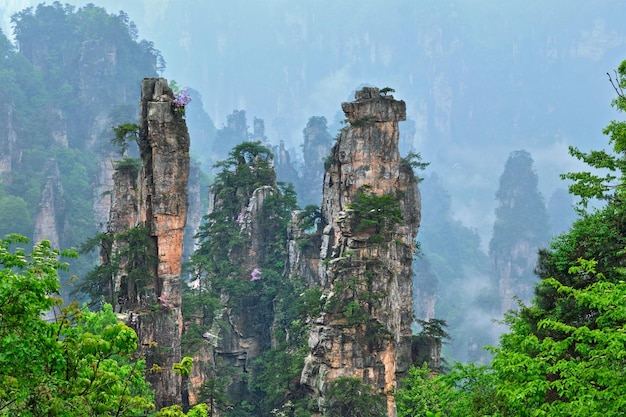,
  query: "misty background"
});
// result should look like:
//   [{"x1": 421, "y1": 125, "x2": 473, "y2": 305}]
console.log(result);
[
  {"x1": 2, "y1": 0, "x2": 626, "y2": 361},
  {"x1": 2, "y1": 1, "x2": 623, "y2": 242}
]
